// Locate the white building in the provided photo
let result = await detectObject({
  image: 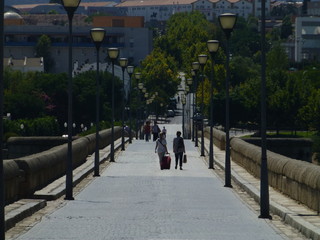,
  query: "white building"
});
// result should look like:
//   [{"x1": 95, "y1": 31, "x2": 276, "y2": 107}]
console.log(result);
[
  {"x1": 116, "y1": 0, "x2": 269, "y2": 22},
  {"x1": 294, "y1": 16, "x2": 320, "y2": 62}
]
